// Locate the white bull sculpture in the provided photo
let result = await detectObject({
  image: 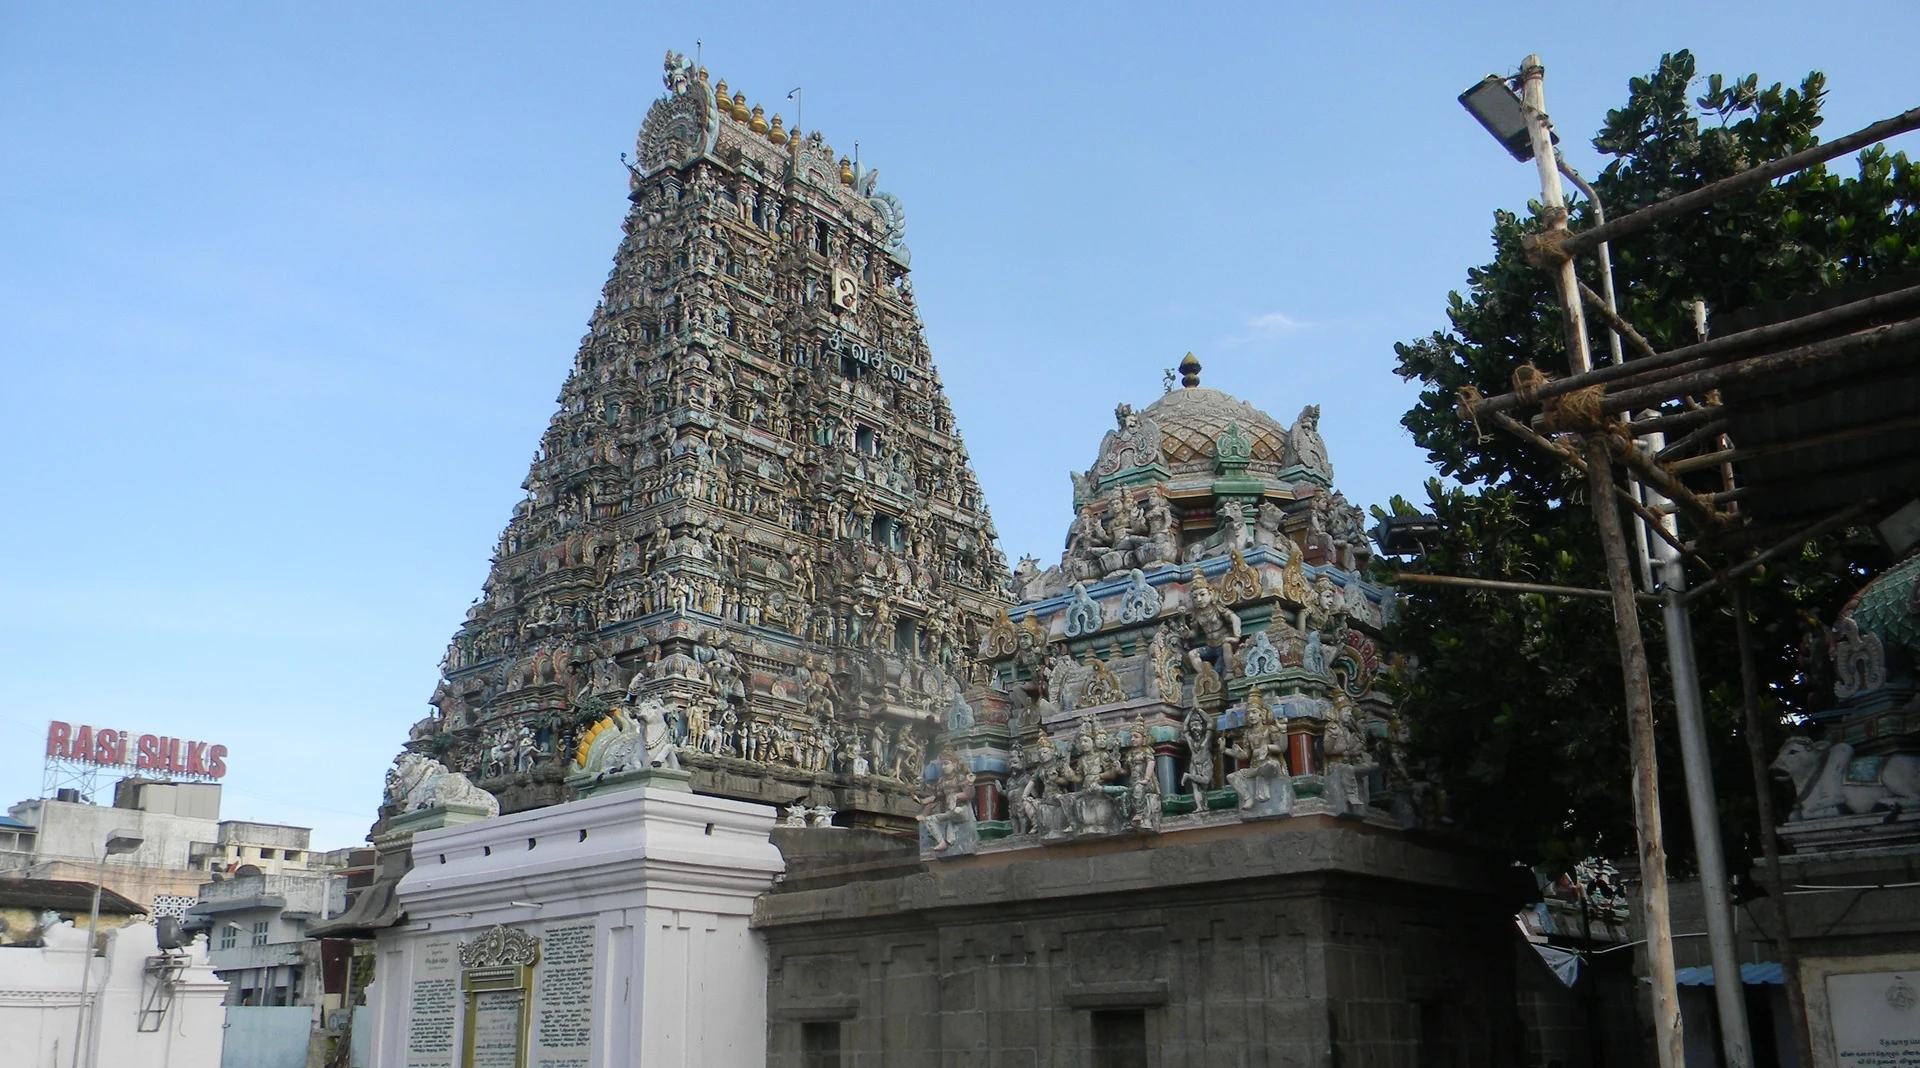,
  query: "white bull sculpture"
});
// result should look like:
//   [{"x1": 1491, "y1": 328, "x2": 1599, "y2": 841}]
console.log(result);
[{"x1": 1771, "y1": 736, "x2": 1920, "y2": 821}]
